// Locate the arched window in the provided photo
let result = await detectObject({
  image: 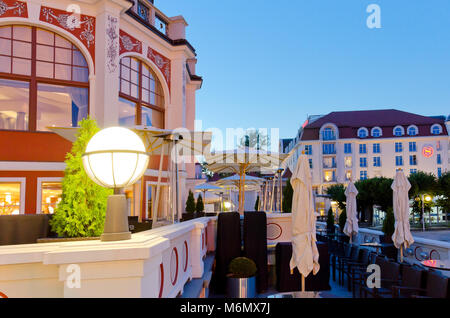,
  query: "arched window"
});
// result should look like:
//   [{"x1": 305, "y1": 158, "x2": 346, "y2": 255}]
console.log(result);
[
  {"x1": 371, "y1": 127, "x2": 382, "y2": 138},
  {"x1": 393, "y1": 126, "x2": 404, "y2": 137},
  {"x1": 358, "y1": 127, "x2": 368, "y2": 138},
  {"x1": 431, "y1": 124, "x2": 442, "y2": 135},
  {"x1": 0, "y1": 25, "x2": 89, "y2": 131},
  {"x1": 407, "y1": 125, "x2": 418, "y2": 136},
  {"x1": 118, "y1": 56, "x2": 164, "y2": 128}
]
